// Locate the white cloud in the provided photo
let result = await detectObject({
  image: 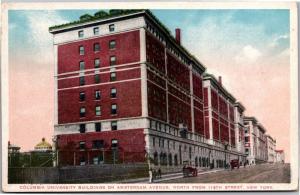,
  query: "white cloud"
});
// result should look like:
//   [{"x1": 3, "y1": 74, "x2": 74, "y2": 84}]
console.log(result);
[
  {"x1": 234, "y1": 45, "x2": 262, "y2": 63},
  {"x1": 22, "y1": 11, "x2": 69, "y2": 64},
  {"x1": 182, "y1": 13, "x2": 267, "y2": 68},
  {"x1": 270, "y1": 34, "x2": 289, "y2": 48}
]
